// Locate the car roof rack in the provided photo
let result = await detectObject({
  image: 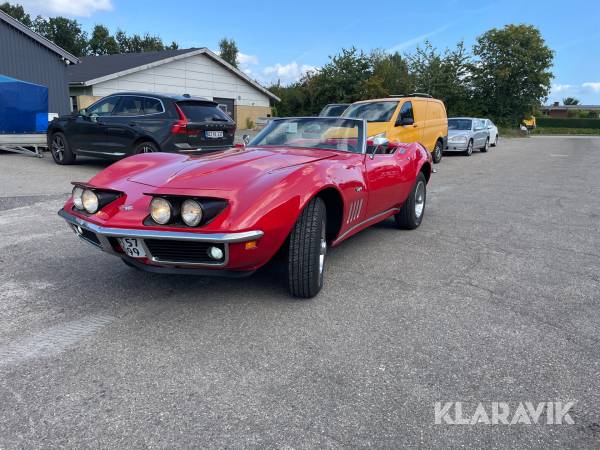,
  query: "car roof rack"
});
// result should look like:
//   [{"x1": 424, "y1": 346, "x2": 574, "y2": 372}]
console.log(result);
[{"x1": 389, "y1": 93, "x2": 433, "y2": 99}]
